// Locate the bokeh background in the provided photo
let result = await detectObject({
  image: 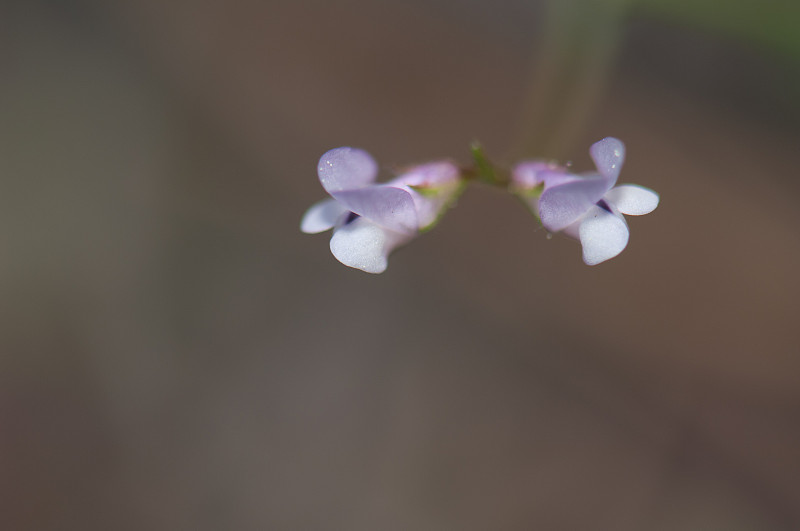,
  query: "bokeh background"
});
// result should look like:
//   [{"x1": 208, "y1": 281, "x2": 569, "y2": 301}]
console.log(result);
[{"x1": 2, "y1": 0, "x2": 800, "y2": 529}]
